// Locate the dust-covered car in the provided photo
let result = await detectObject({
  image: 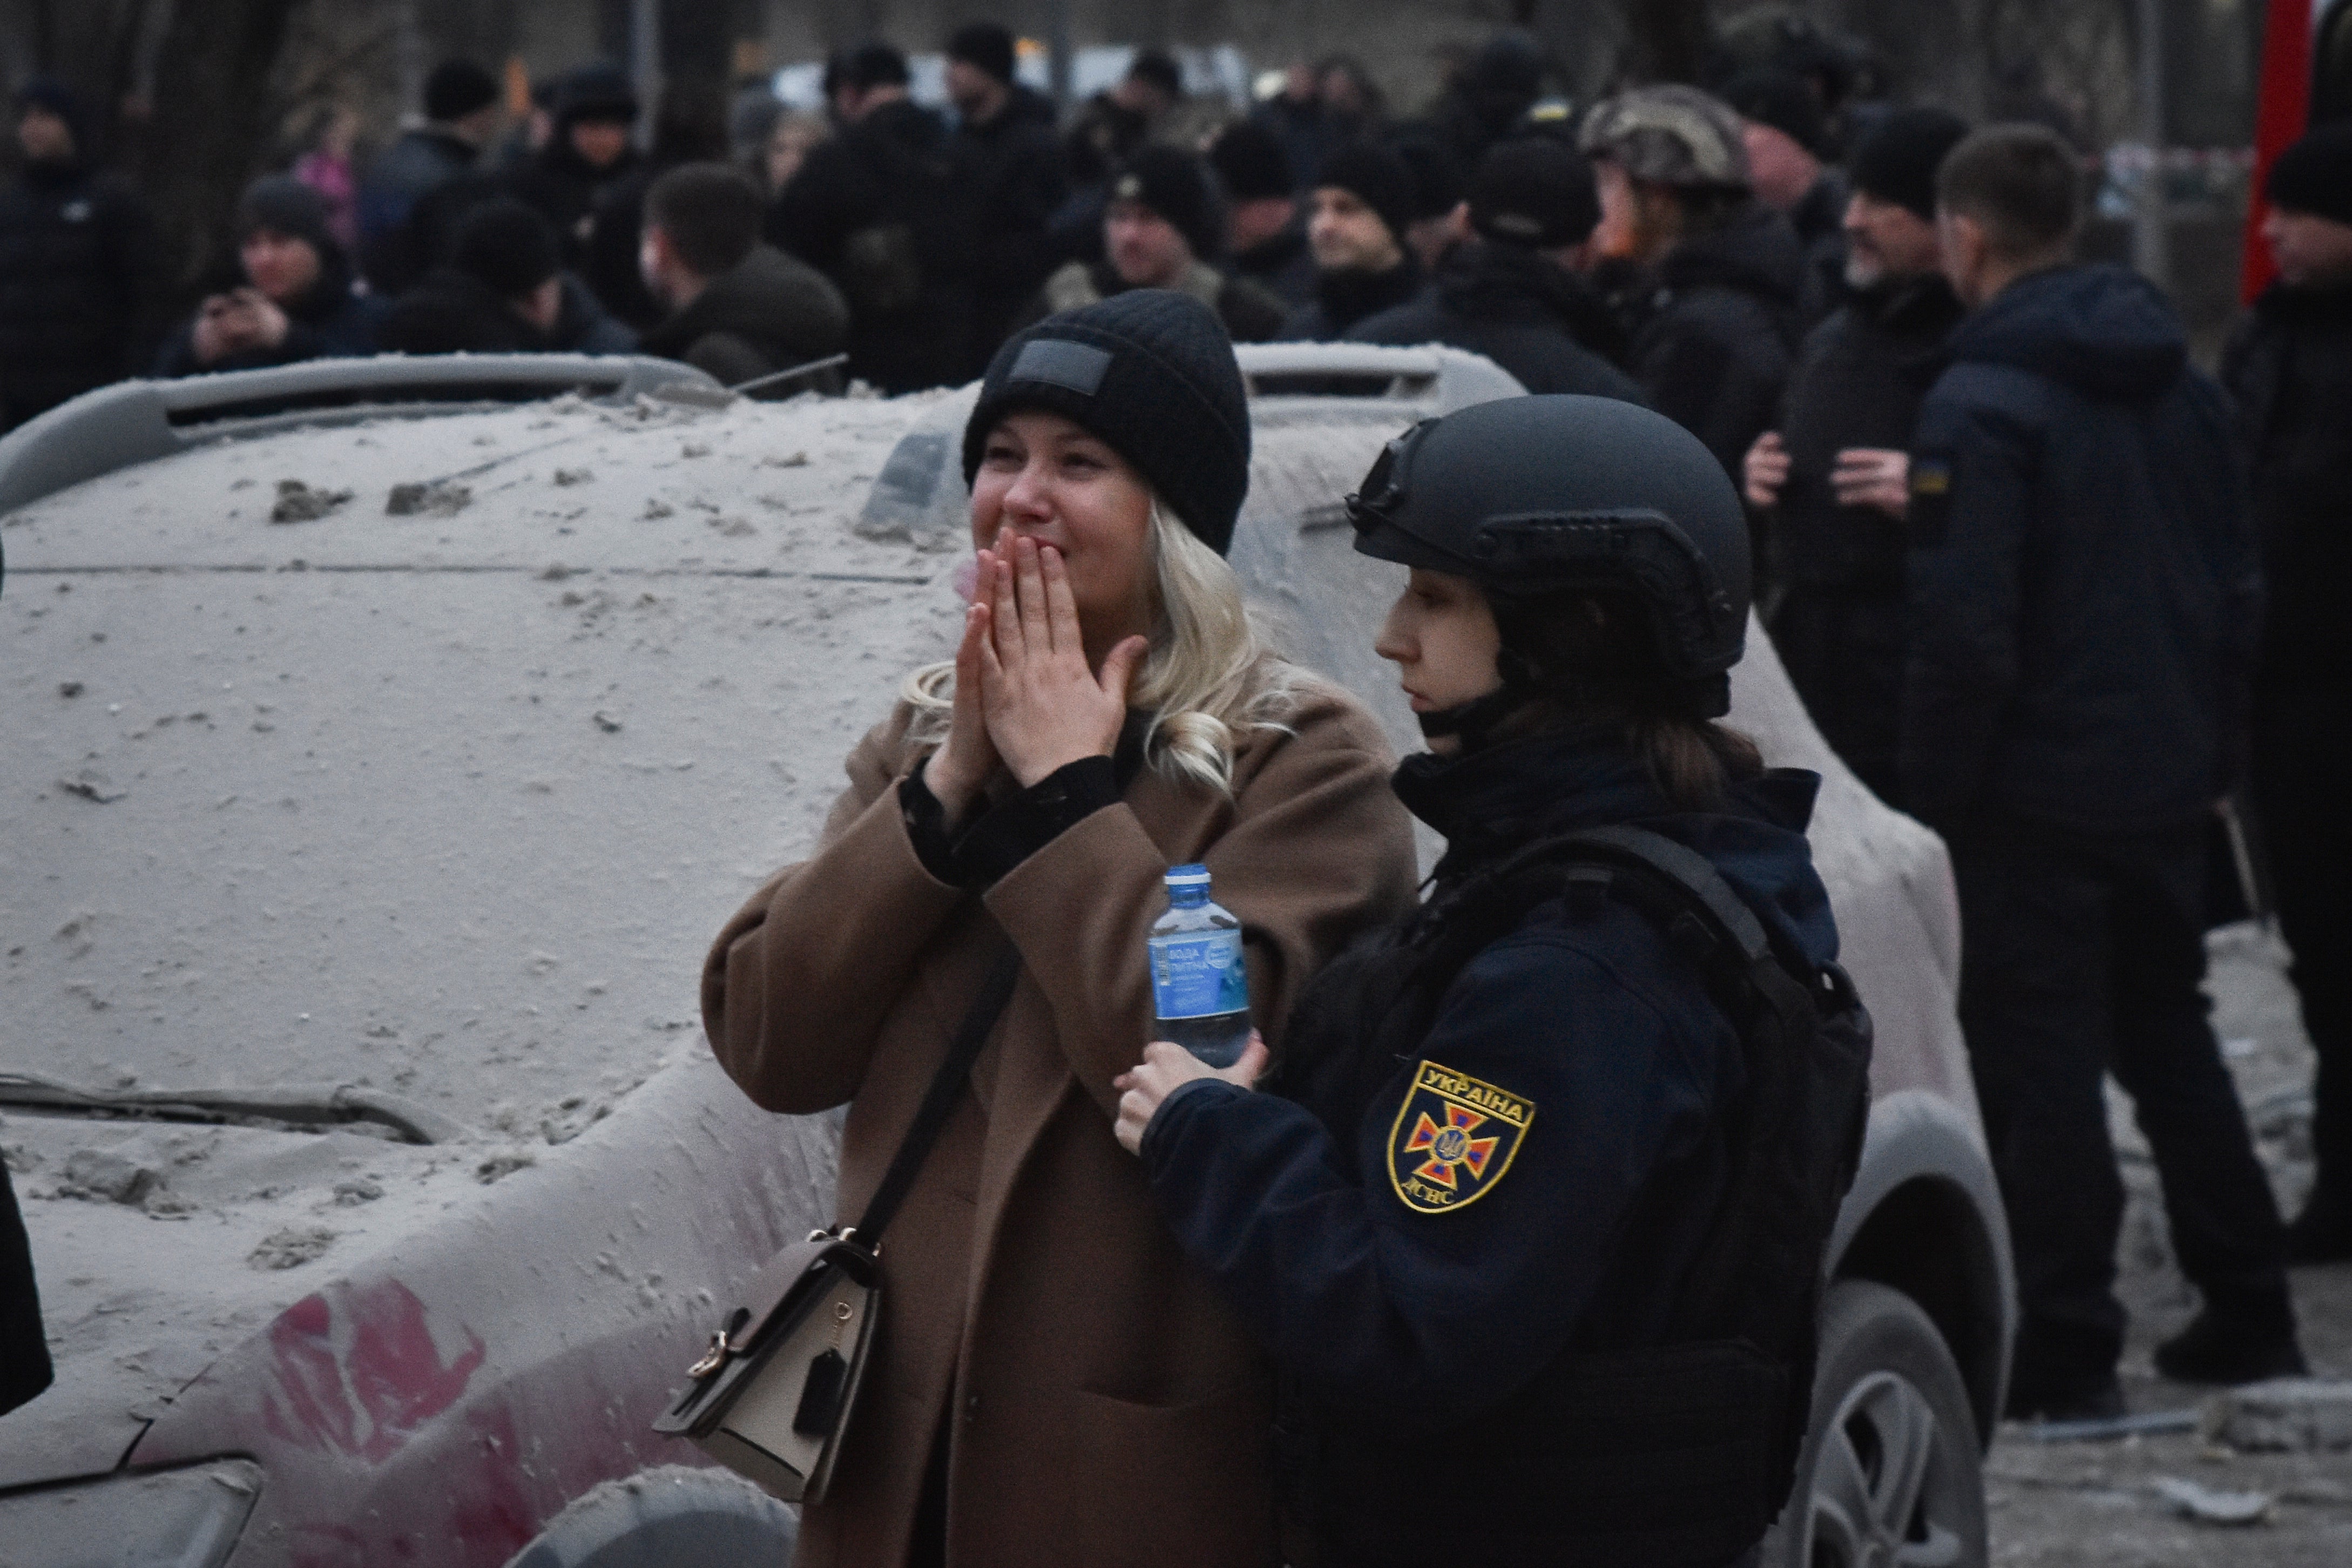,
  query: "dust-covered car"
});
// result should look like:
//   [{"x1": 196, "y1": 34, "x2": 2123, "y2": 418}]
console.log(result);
[{"x1": 0, "y1": 346, "x2": 2010, "y2": 1568}]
